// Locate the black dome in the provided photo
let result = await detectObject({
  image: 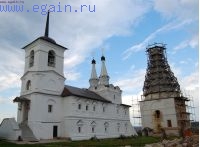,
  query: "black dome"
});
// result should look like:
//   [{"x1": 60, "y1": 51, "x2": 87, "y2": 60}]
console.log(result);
[
  {"x1": 92, "y1": 59, "x2": 96, "y2": 64},
  {"x1": 101, "y1": 56, "x2": 105, "y2": 61}
]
